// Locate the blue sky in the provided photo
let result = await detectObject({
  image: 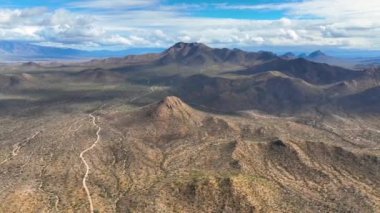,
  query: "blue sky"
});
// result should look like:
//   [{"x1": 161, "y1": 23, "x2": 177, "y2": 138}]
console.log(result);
[
  {"x1": 0, "y1": 0, "x2": 296, "y2": 19},
  {"x1": 0, "y1": 0, "x2": 379, "y2": 52}
]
